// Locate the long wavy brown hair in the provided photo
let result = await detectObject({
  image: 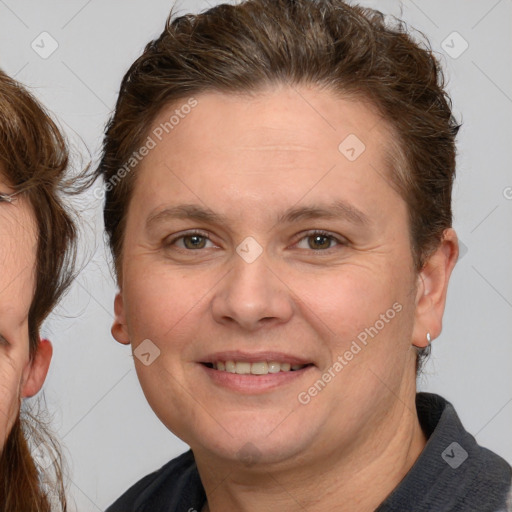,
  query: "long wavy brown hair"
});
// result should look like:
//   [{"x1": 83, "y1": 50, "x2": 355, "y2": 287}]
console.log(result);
[{"x1": 0, "y1": 68, "x2": 79, "y2": 511}]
